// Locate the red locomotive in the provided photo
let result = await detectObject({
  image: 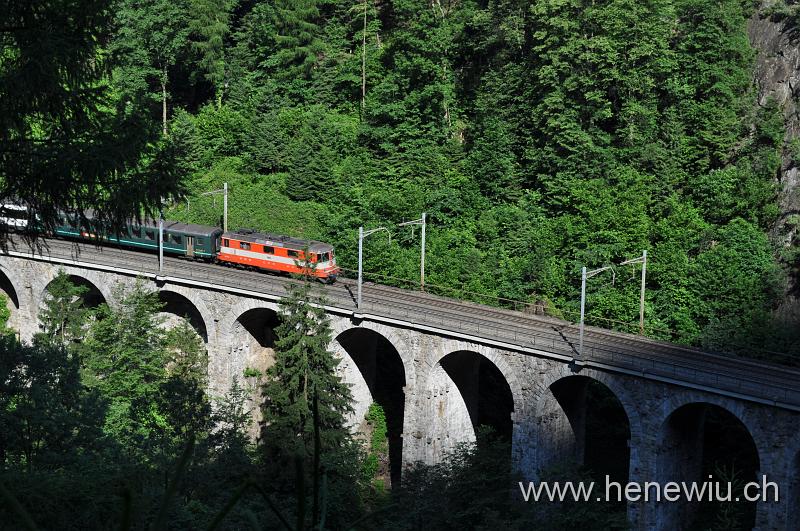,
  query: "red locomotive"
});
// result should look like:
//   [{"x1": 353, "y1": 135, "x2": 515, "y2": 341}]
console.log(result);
[{"x1": 219, "y1": 229, "x2": 339, "y2": 282}]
